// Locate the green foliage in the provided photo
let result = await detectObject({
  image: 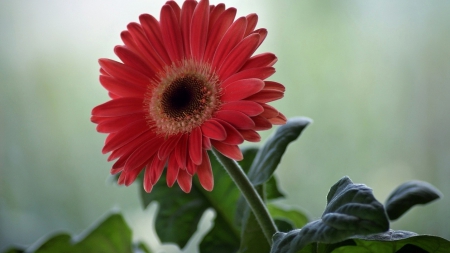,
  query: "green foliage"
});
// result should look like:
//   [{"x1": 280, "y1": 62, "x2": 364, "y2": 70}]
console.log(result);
[
  {"x1": 136, "y1": 118, "x2": 312, "y2": 253},
  {"x1": 139, "y1": 153, "x2": 241, "y2": 252},
  {"x1": 3, "y1": 213, "x2": 148, "y2": 253},
  {"x1": 247, "y1": 117, "x2": 312, "y2": 187},
  {"x1": 236, "y1": 118, "x2": 312, "y2": 252},
  {"x1": 331, "y1": 230, "x2": 450, "y2": 253},
  {"x1": 7, "y1": 115, "x2": 450, "y2": 253},
  {"x1": 385, "y1": 180, "x2": 442, "y2": 221},
  {"x1": 271, "y1": 177, "x2": 390, "y2": 253},
  {"x1": 267, "y1": 203, "x2": 308, "y2": 229}
]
